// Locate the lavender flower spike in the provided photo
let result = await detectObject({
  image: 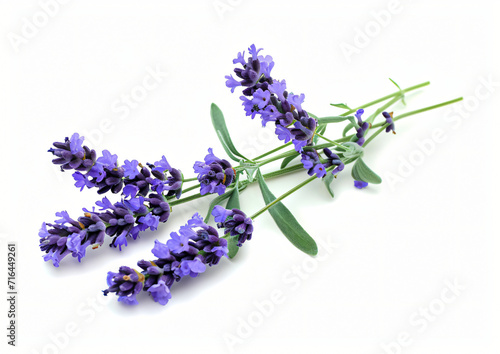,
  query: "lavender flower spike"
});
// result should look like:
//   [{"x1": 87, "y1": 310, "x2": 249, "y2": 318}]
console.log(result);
[
  {"x1": 50, "y1": 133, "x2": 183, "y2": 199},
  {"x1": 103, "y1": 266, "x2": 144, "y2": 305},
  {"x1": 382, "y1": 111, "x2": 396, "y2": 134},
  {"x1": 193, "y1": 148, "x2": 235, "y2": 196},
  {"x1": 226, "y1": 44, "x2": 319, "y2": 154},
  {"x1": 40, "y1": 192, "x2": 171, "y2": 266},
  {"x1": 212, "y1": 205, "x2": 254, "y2": 247},
  {"x1": 104, "y1": 212, "x2": 237, "y2": 306}
]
